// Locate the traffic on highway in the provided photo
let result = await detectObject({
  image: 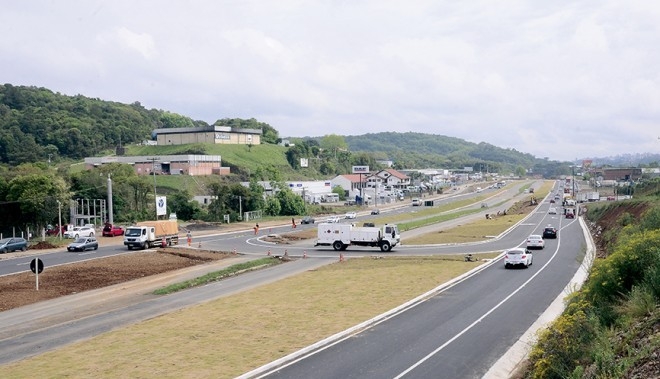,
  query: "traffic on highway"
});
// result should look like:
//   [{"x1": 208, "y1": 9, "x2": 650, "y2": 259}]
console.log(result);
[{"x1": 0, "y1": 180, "x2": 590, "y2": 378}]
